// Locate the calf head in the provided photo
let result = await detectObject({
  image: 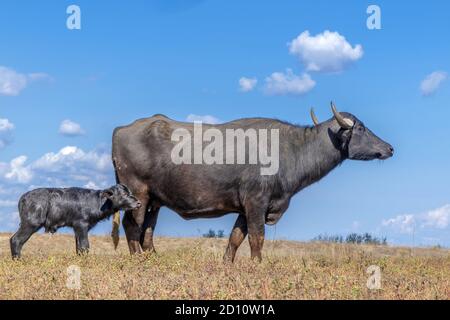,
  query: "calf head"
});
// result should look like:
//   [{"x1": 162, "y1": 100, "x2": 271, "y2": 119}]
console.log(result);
[{"x1": 100, "y1": 184, "x2": 141, "y2": 212}]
